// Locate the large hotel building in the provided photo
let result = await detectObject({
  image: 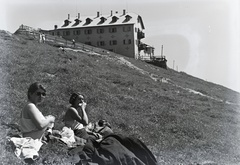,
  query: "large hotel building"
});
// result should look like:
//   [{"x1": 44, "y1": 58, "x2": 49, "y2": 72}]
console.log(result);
[{"x1": 48, "y1": 9, "x2": 154, "y2": 59}]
